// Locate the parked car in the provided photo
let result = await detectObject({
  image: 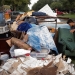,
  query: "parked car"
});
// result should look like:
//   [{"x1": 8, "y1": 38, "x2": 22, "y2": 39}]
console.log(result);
[
  {"x1": 10, "y1": 11, "x2": 20, "y2": 20},
  {"x1": 10, "y1": 11, "x2": 24, "y2": 20},
  {"x1": 57, "y1": 11, "x2": 63, "y2": 15}
]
